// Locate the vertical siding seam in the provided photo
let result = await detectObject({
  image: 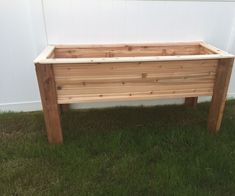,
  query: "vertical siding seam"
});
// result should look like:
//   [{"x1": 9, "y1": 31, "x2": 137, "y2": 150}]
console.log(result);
[{"x1": 41, "y1": 0, "x2": 49, "y2": 45}]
